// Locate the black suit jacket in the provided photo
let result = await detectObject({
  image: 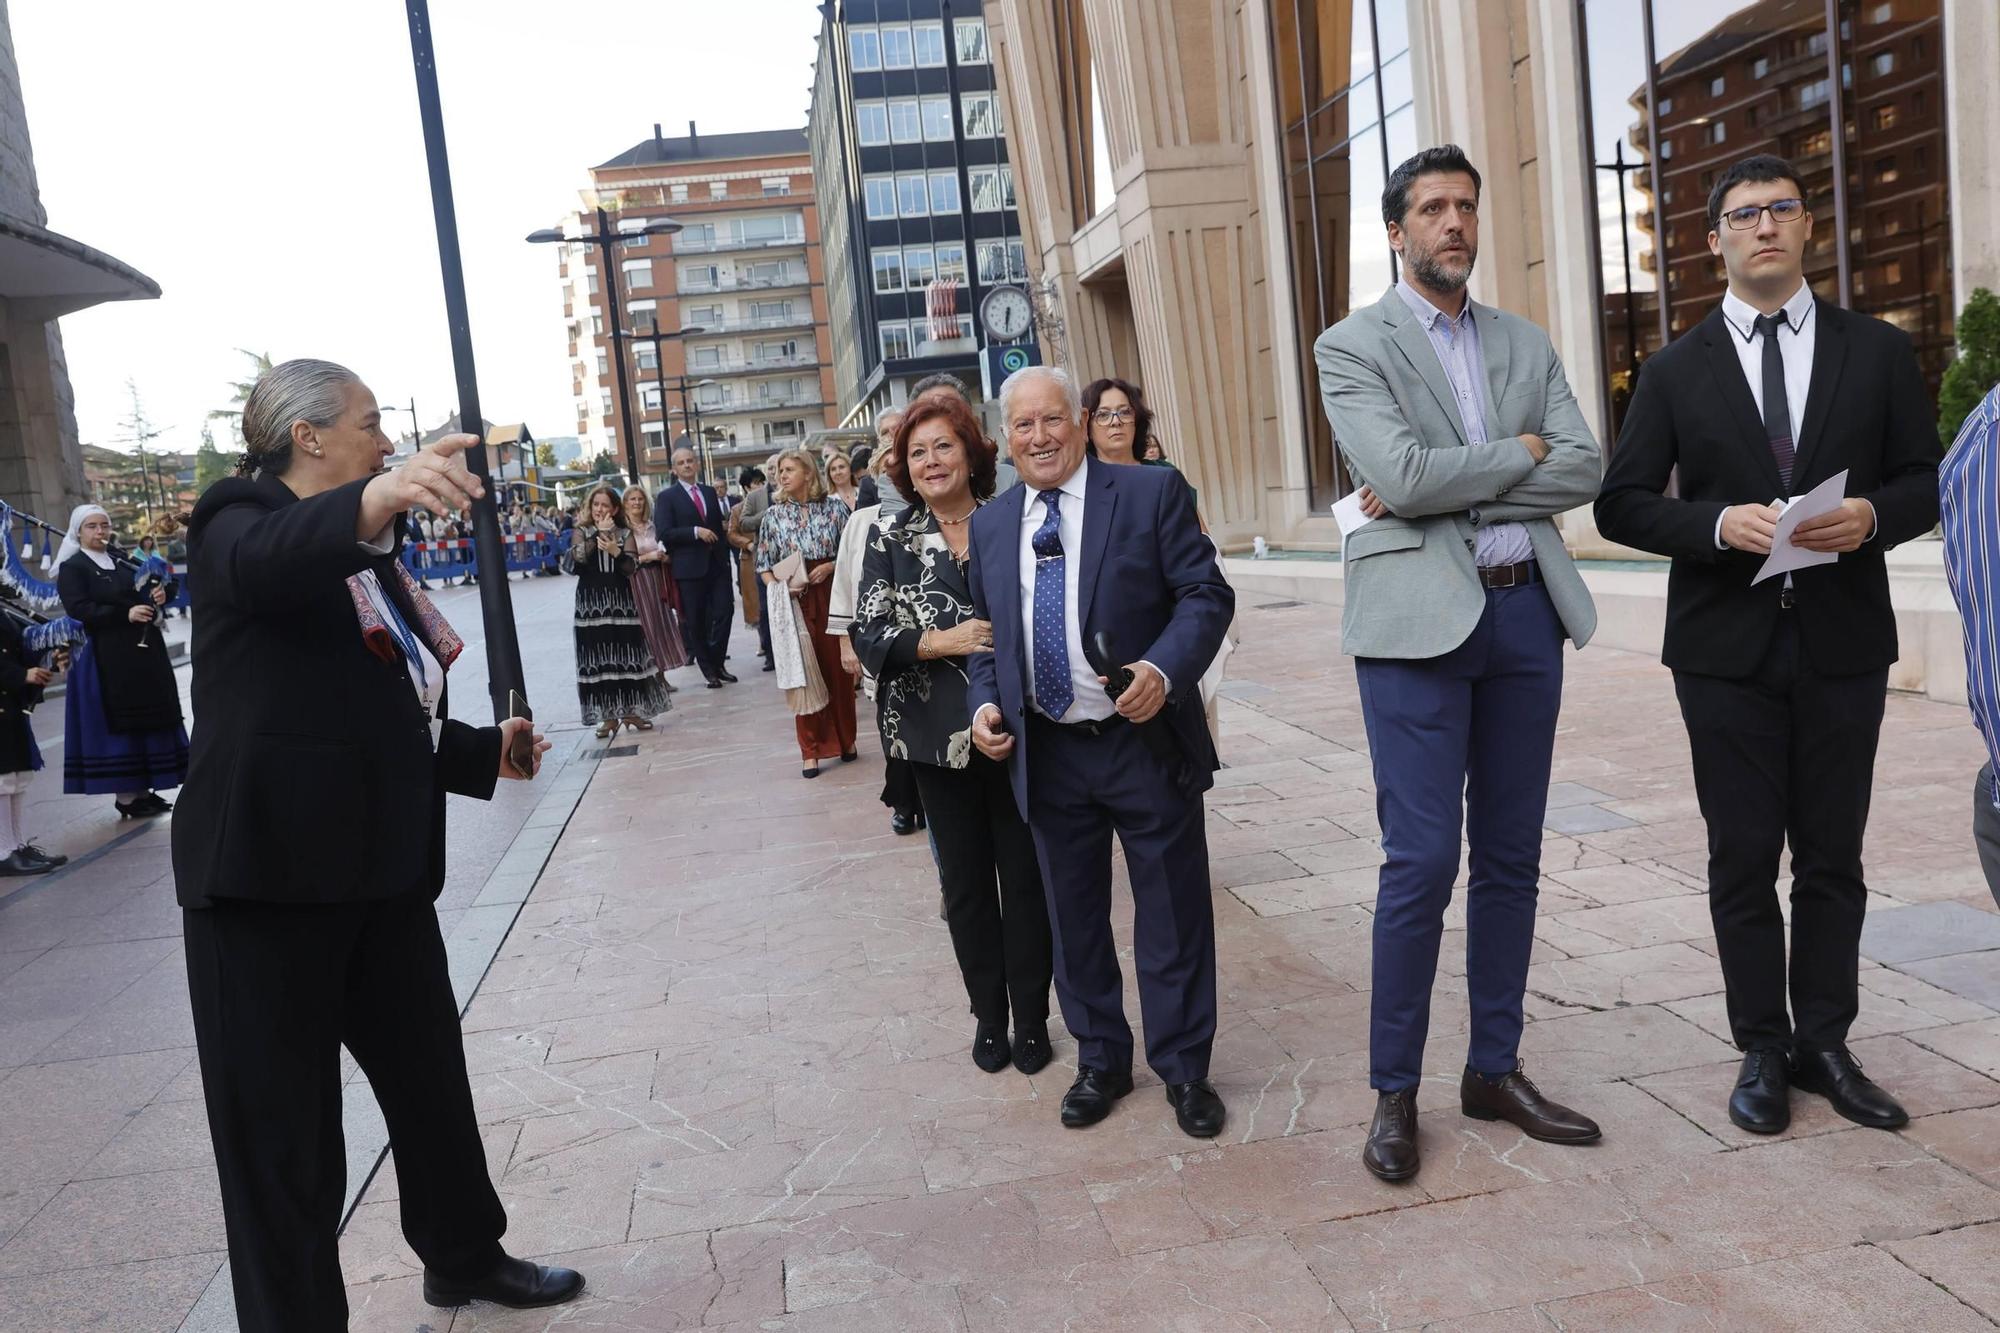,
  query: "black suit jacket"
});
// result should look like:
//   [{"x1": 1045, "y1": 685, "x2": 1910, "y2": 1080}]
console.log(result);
[
  {"x1": 170, "y1": 473, "x2": 502, "y2": 909},
  {"x1": 656, "y1": 481, "x2": 728, "y2": 580},
  {"x1": 1595, "y1": 300, "x2": 1940, "y2": 679}
]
